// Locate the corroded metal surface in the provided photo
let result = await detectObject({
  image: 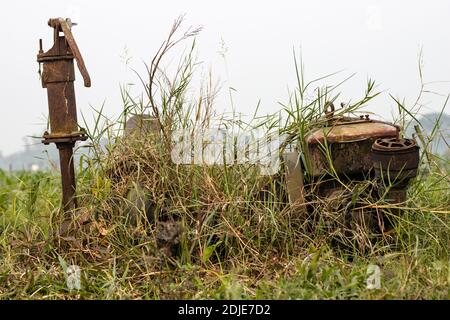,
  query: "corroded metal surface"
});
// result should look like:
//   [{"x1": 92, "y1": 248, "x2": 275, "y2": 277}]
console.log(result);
[
  {"x1": 372, "y1": 138, "x2": 420, "y2": 182},
  {"x1": 308, "y1": 138, "x2": 376, "y2": 177},
  {"x1": 292, "y1": 109, "x2": 420, "y2": 238},
  {"x1": 57, "y1": 143, "x2": 78, "y2": 212},
  {"x1": 37, "y1": 18, "x2": 90, "y2": 213},
  {"x1": 304, "y1": 117, "x2": 400, "y2": 177},
  {"x1": 306, "y1": 119, "x2": 399, "y2": 144},
  {"x1": 370, "y1": 137, "x2": 420, "y2": 218}
]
